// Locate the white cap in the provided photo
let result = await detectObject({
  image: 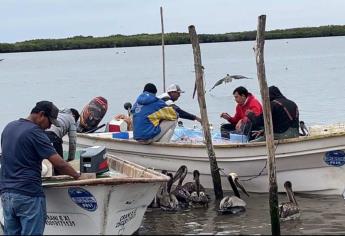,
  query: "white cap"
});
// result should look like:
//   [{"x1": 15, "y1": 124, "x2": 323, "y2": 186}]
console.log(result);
[{"x1": 166, "y1": 84, "x2": 185, "y2": 93}]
